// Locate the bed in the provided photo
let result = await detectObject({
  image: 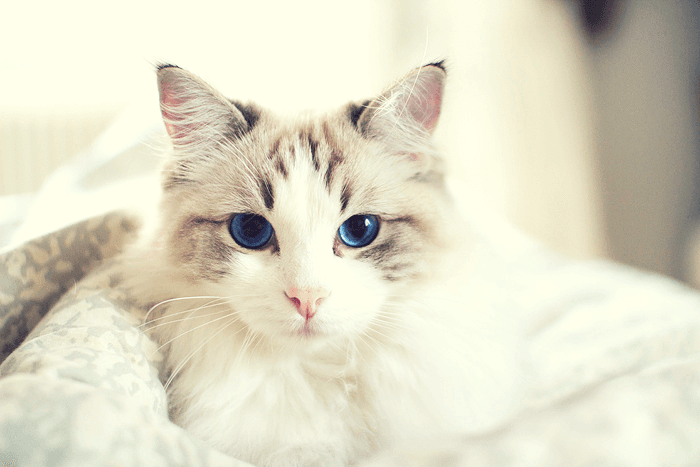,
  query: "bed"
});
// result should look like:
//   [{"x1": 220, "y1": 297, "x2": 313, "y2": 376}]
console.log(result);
[{"x1": 2, "y1": 112, "x2": 700, "y2": 466}]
